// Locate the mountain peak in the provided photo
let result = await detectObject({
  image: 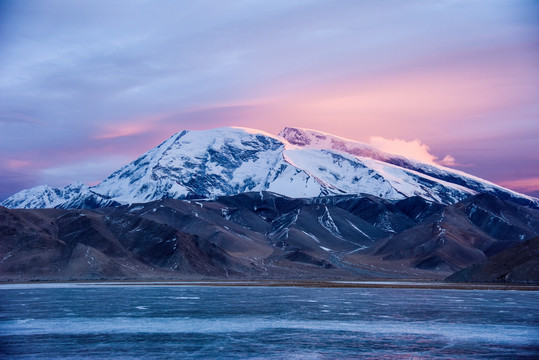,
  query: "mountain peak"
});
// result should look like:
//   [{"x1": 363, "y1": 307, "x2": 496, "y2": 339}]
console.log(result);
[
  {"x1": 279, "y1": 126, "x2": 397, "y2": 161},
  {"x1": 171, "y1": 126, "x2": 282, "y2": 142},
  {"x1": 278, "y1": 127, "x2": 314, "y2": 146},
  {"x1": 280, "y1": 126, "x2": 354, "y2": 143}
]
